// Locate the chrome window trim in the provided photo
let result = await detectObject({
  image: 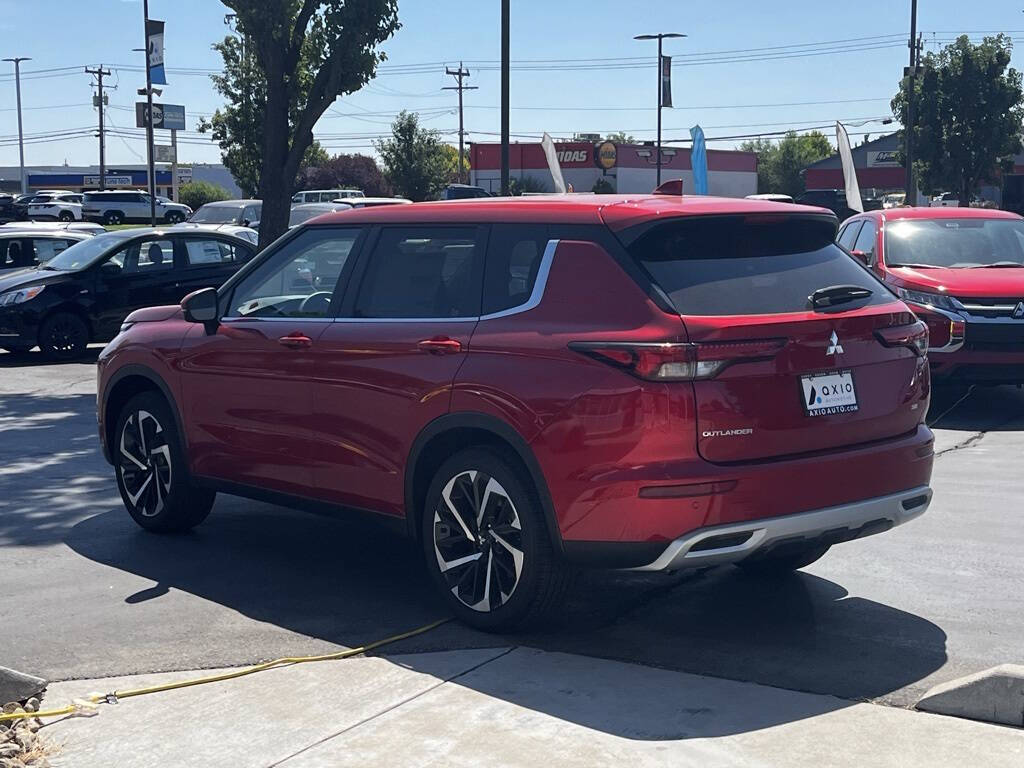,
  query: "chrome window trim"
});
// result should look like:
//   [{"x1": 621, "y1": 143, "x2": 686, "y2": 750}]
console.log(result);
[
  {"x1": 215, "y1": 238, "x2": 561, "y2": 326},
  {"x1": 479, "y1": 238, "x2": 558, "y2": 321}
]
